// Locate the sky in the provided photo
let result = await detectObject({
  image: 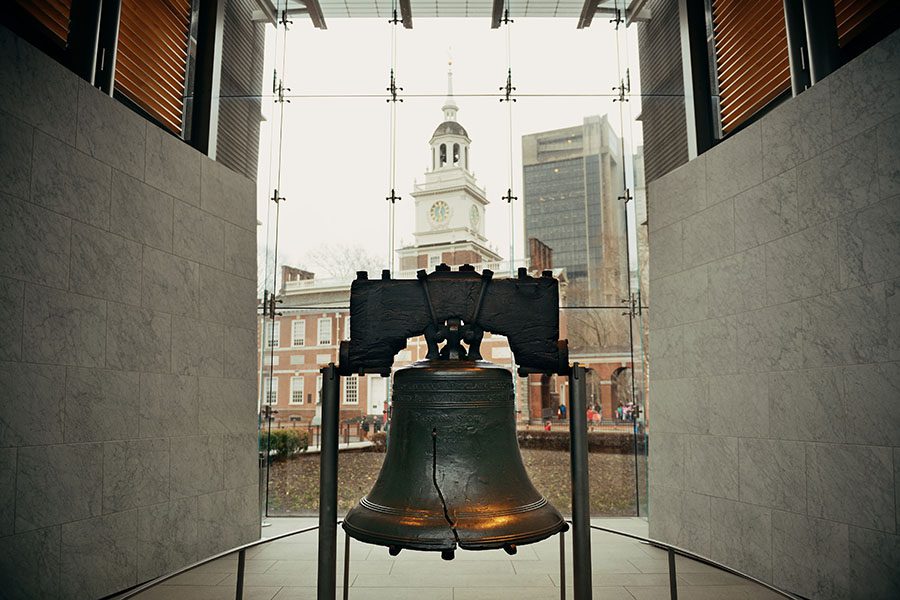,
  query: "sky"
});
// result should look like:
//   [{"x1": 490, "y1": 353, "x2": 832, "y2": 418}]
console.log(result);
[{"x1": 254, "y1": 17, "x2": 644, "y2": 282}]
